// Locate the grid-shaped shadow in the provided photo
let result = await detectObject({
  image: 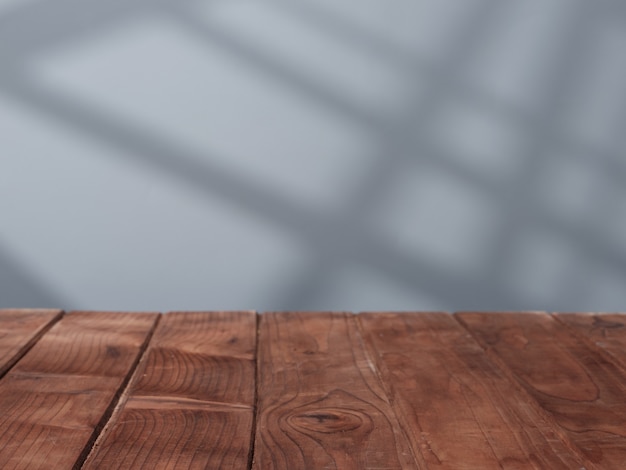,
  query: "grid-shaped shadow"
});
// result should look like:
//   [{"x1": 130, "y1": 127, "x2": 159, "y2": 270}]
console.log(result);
[{"x1": 1, "y1": 0, "x2": 626, "y2": 310}]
